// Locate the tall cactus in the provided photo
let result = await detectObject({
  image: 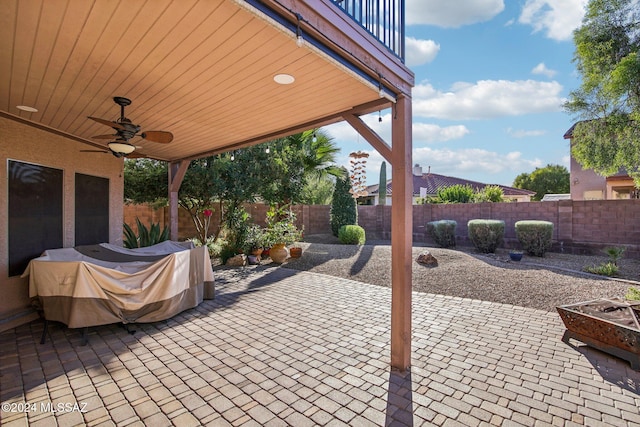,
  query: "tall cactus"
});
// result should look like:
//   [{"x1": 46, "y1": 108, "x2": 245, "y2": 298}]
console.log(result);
[{"x1": 378, "y1": 161, "x2": 387, "y2": 205}]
